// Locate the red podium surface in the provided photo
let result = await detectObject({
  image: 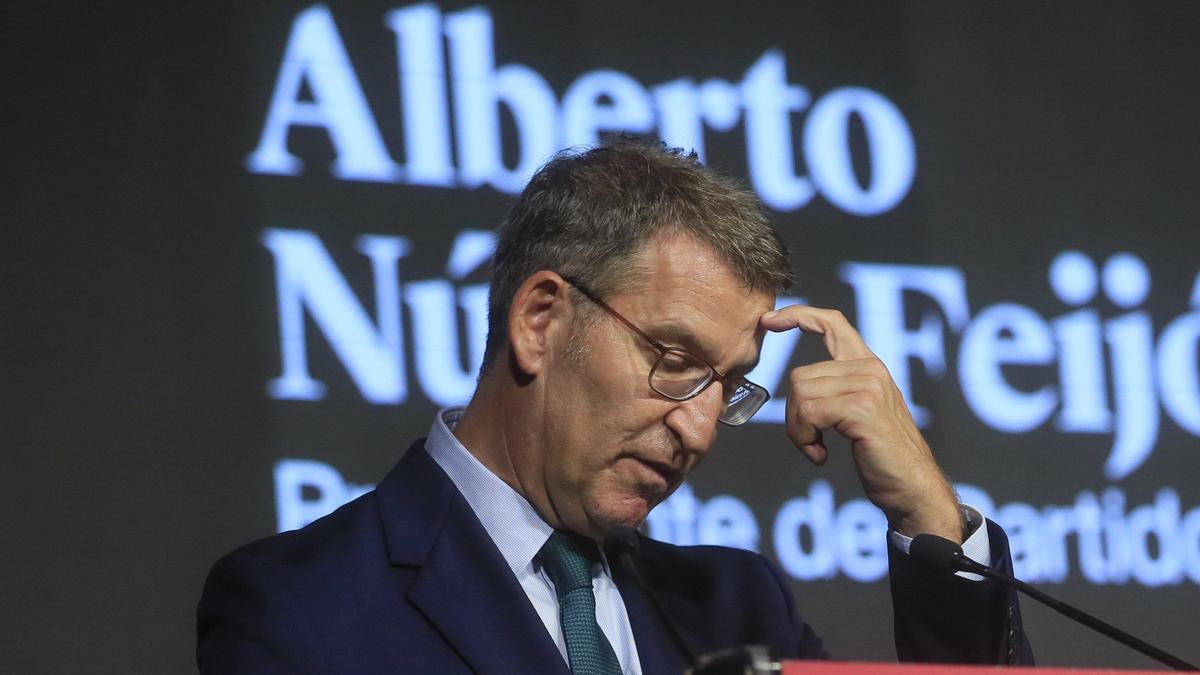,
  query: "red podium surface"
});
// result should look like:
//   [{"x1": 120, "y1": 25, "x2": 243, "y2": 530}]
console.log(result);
[{"x1": 781, "y1": 662, "x2": 1164, "y2": 675}]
